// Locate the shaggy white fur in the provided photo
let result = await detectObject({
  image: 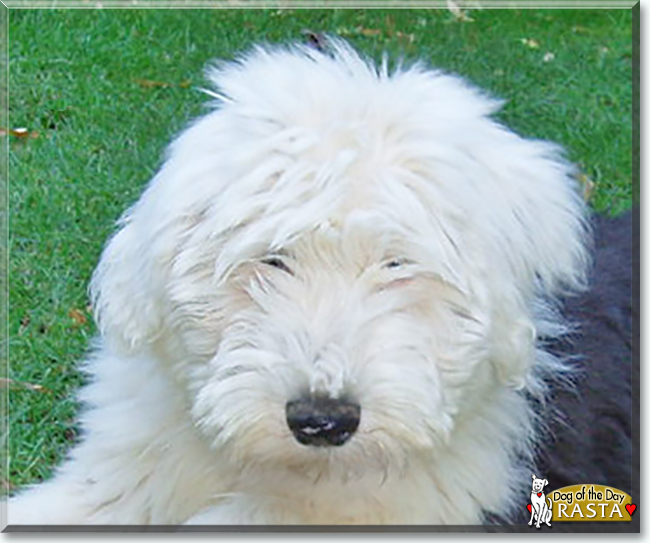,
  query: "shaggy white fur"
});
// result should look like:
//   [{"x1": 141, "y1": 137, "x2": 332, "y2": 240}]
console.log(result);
[{"x1": 8, "y1": 40, "x2": 589, "y2": 525}]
